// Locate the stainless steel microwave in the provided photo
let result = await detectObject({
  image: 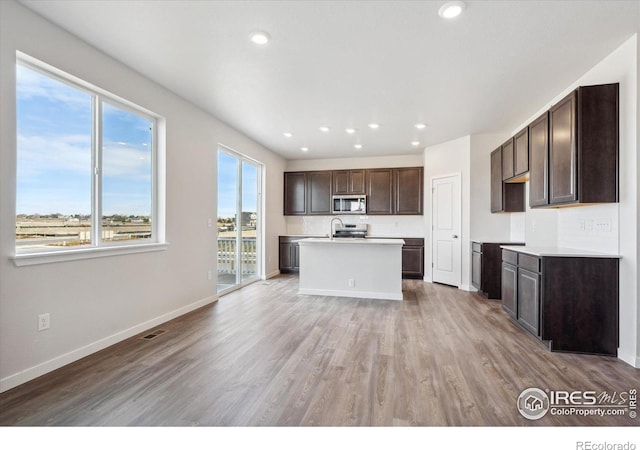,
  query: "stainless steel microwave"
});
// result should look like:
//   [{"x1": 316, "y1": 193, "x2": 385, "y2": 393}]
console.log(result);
[{"x1": 332, "y1": 195, "x2": 366, "y2": 214}]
